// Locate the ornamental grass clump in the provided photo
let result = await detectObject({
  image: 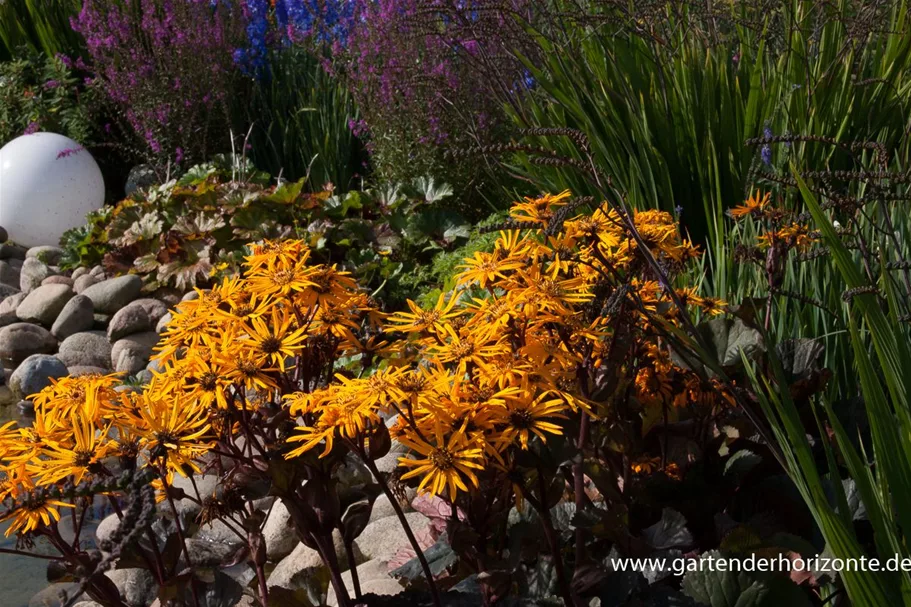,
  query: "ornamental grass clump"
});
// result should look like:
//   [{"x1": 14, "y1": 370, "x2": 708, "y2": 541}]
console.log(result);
[{"x1": 1, "y1": 193, "x2": 743, "y2": 606}]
